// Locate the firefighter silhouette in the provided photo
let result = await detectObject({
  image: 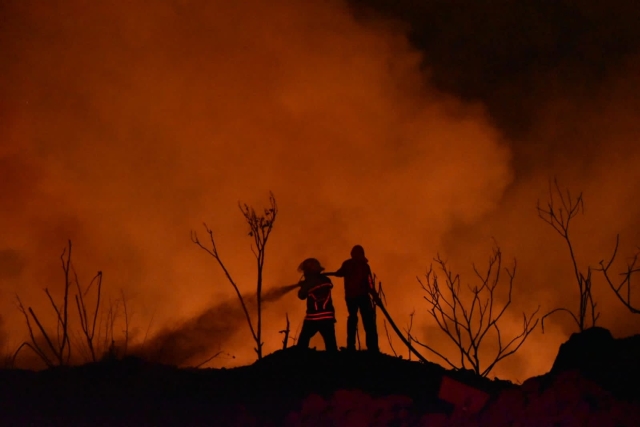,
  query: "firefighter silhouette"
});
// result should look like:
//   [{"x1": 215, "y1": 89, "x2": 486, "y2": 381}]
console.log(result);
[
  {"x1": 326, "y1": 245, "x2": 380, "y2": 352},
  {"x1": 296, "y1": 258, "x2": 338, "y2": 352}
]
